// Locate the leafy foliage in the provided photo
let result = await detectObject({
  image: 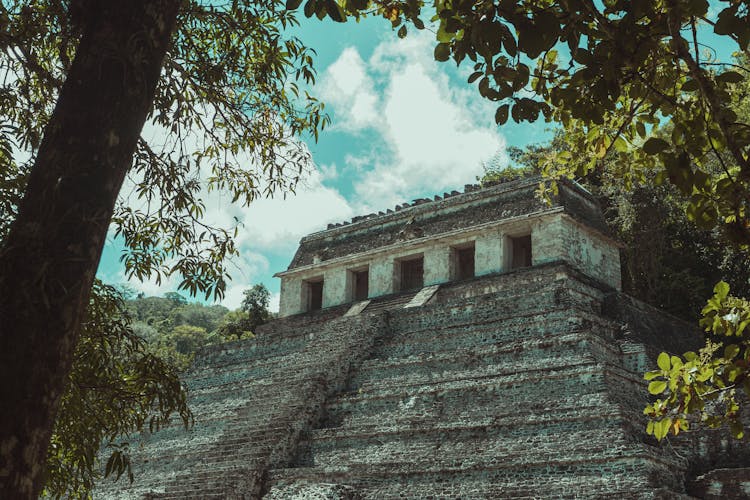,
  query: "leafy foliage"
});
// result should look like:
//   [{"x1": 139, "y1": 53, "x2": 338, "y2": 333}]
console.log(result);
[
  {"x1": 126, "y1": 293, "x2": 228, "y2": 336},
  {"x1": 1, "y1": 0, "x2": 329, "y2": 300},
  {"x1": 127, "y1": 295, "x2": 222, "y2": 369},
  {"x1": 126, "y1": 285, "x2": 271, "y2": 368},
  {"x1": 43, "y1": 281, "x2": 190, "y2": 499},
  {"x1": 482, "y1": 137, "x2": 750, "y2": 321},
  {"x1": 645, "y1": 282, "x2": 750, "y2": 440},
  {"x1": 217, "y1": 284, "x2": 273, "y2": 340},
  {"x1": 307, "y1": 0, "x2": 750, "y2": 246},
  {"x1": 152, "y1": 324, "x2": 213, "y2": 370}
]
